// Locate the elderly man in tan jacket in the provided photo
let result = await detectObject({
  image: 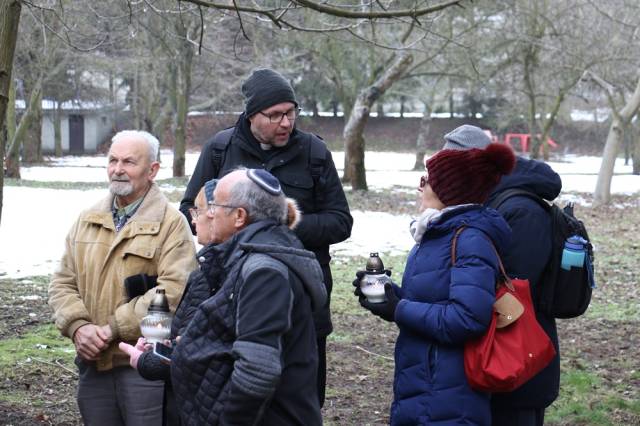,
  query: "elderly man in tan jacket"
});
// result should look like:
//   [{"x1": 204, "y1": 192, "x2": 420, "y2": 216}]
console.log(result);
[{"x1": 49, "y1": 130, "x2": 196, "y2": 426}]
